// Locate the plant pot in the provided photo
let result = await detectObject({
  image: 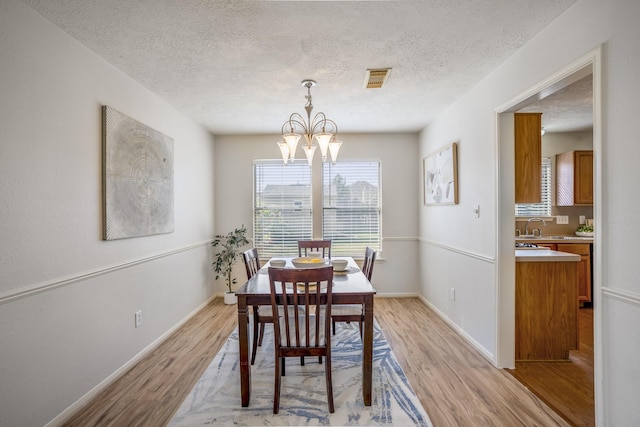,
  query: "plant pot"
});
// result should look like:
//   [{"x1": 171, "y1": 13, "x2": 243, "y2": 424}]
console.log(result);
[{"x1": 224, "y1": 292, "x2": 237, "y2": 305}]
